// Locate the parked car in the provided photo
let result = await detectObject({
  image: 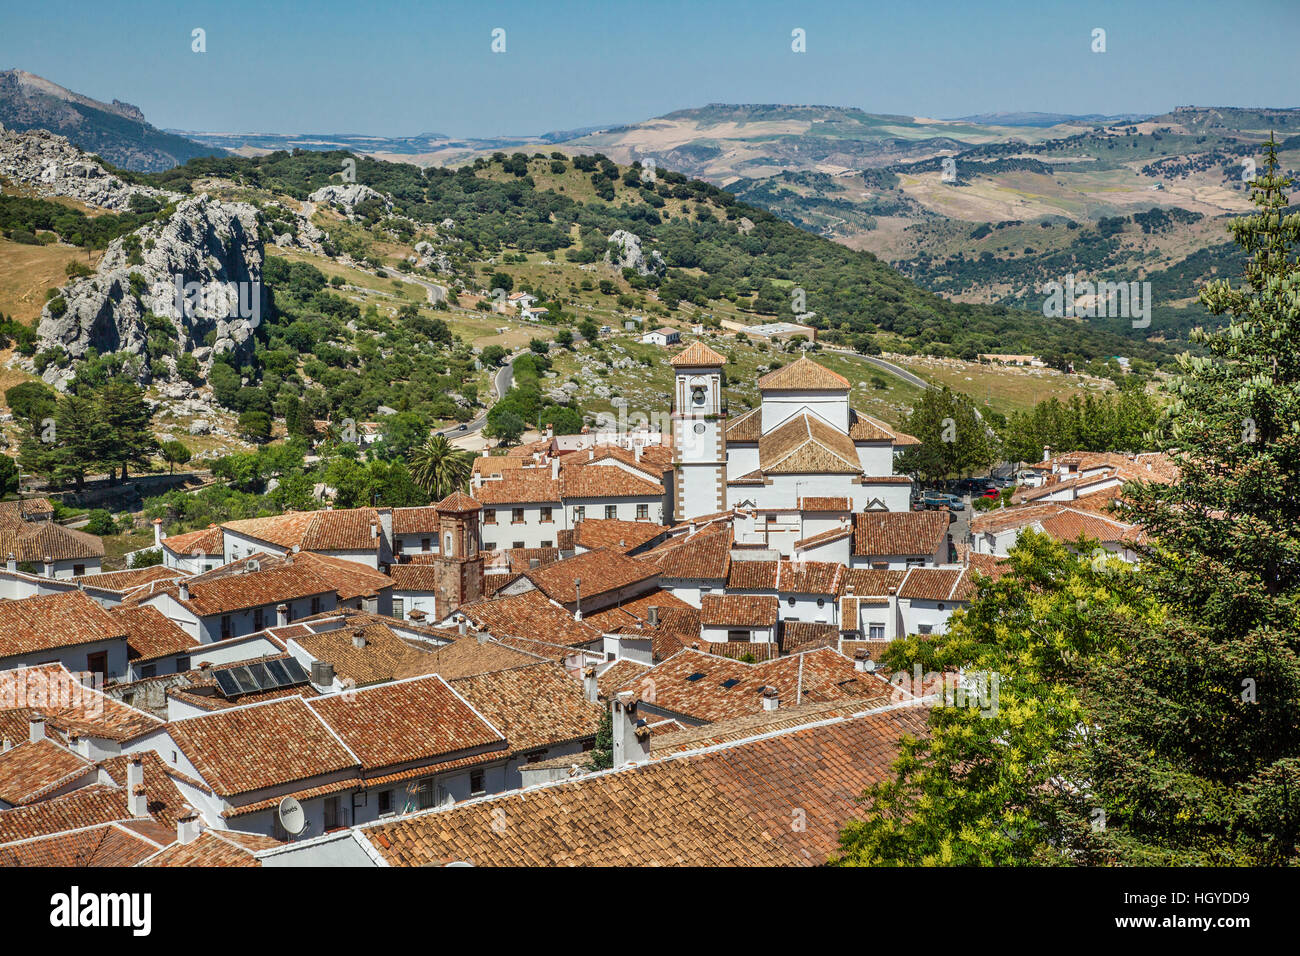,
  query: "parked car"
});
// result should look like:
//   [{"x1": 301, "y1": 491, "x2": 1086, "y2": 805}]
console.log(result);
[{"x1": 980, "y1": 487, "x2": 1000, "y2": 499}]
